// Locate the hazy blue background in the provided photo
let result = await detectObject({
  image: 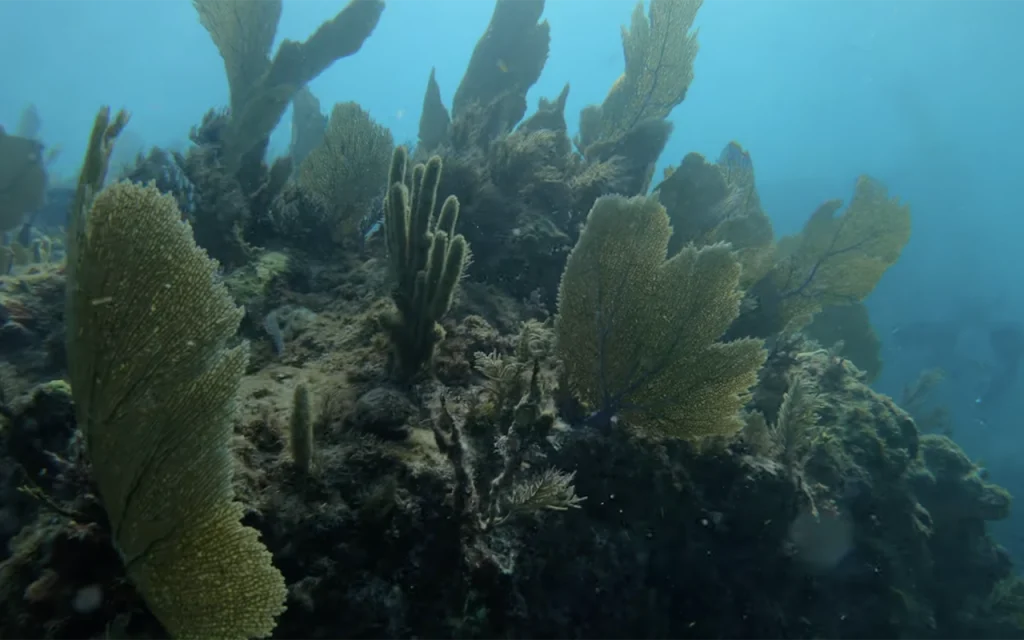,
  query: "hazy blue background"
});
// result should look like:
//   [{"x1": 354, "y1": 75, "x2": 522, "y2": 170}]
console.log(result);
[{"x1": 2, "y1": 0, "x2": 1022, "y2": 559}]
